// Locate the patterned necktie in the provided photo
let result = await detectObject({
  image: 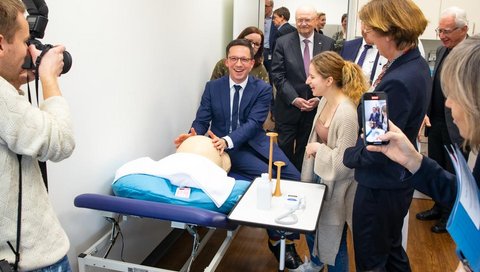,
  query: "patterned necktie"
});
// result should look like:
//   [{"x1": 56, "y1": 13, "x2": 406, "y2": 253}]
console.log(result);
[
  {"x1": 231, "y1": 85, "x2": 241, "y2": 131},
  {"x1": 372, "y1": 60, "x2": 392, "y2": 88},
  {"x1": 303, "y1": 39, "x2": 311, "y2": 76},
  {"x1": 357, "y1": 44, "x2": 373, "y2": 67}
]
